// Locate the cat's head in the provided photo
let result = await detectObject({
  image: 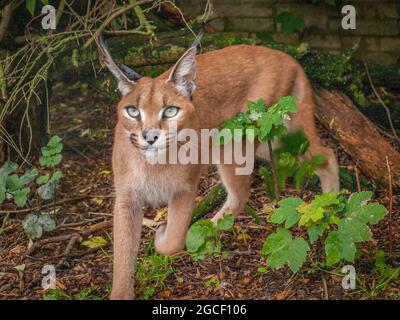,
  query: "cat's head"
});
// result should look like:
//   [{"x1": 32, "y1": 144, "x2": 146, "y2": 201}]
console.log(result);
[{"x1": 98, "y1": 33, "x2": 202, "y2": 158}]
